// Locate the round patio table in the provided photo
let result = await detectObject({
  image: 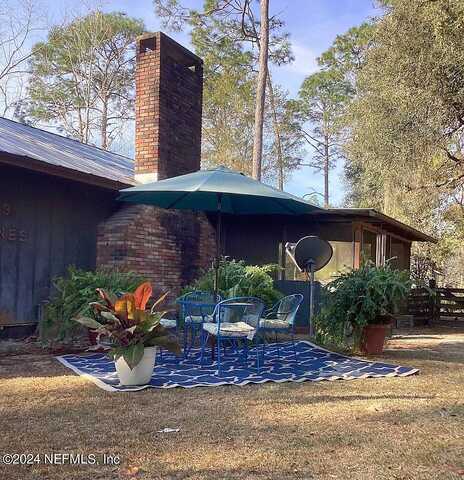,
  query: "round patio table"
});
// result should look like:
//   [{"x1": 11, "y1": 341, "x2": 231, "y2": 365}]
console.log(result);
[{"x1": 221, "y1": 302, "x2": 254, "y2": 308}]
